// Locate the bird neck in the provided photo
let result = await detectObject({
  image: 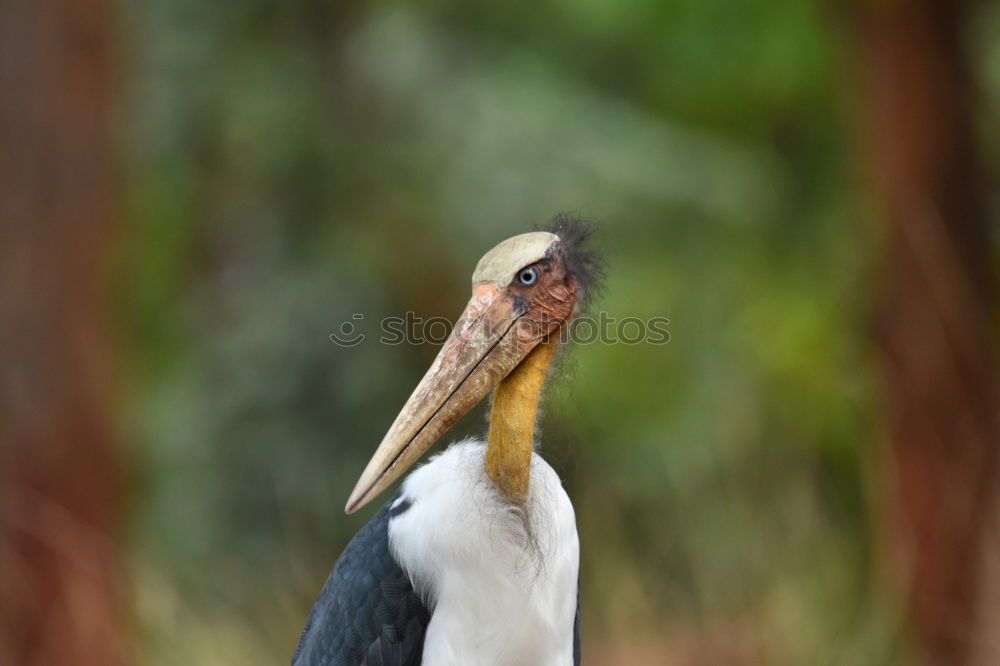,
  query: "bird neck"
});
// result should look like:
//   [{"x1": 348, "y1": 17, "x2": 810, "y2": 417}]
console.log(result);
[{"x1": 485, "y1": 336, "x2": 559, "y2": 505}]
